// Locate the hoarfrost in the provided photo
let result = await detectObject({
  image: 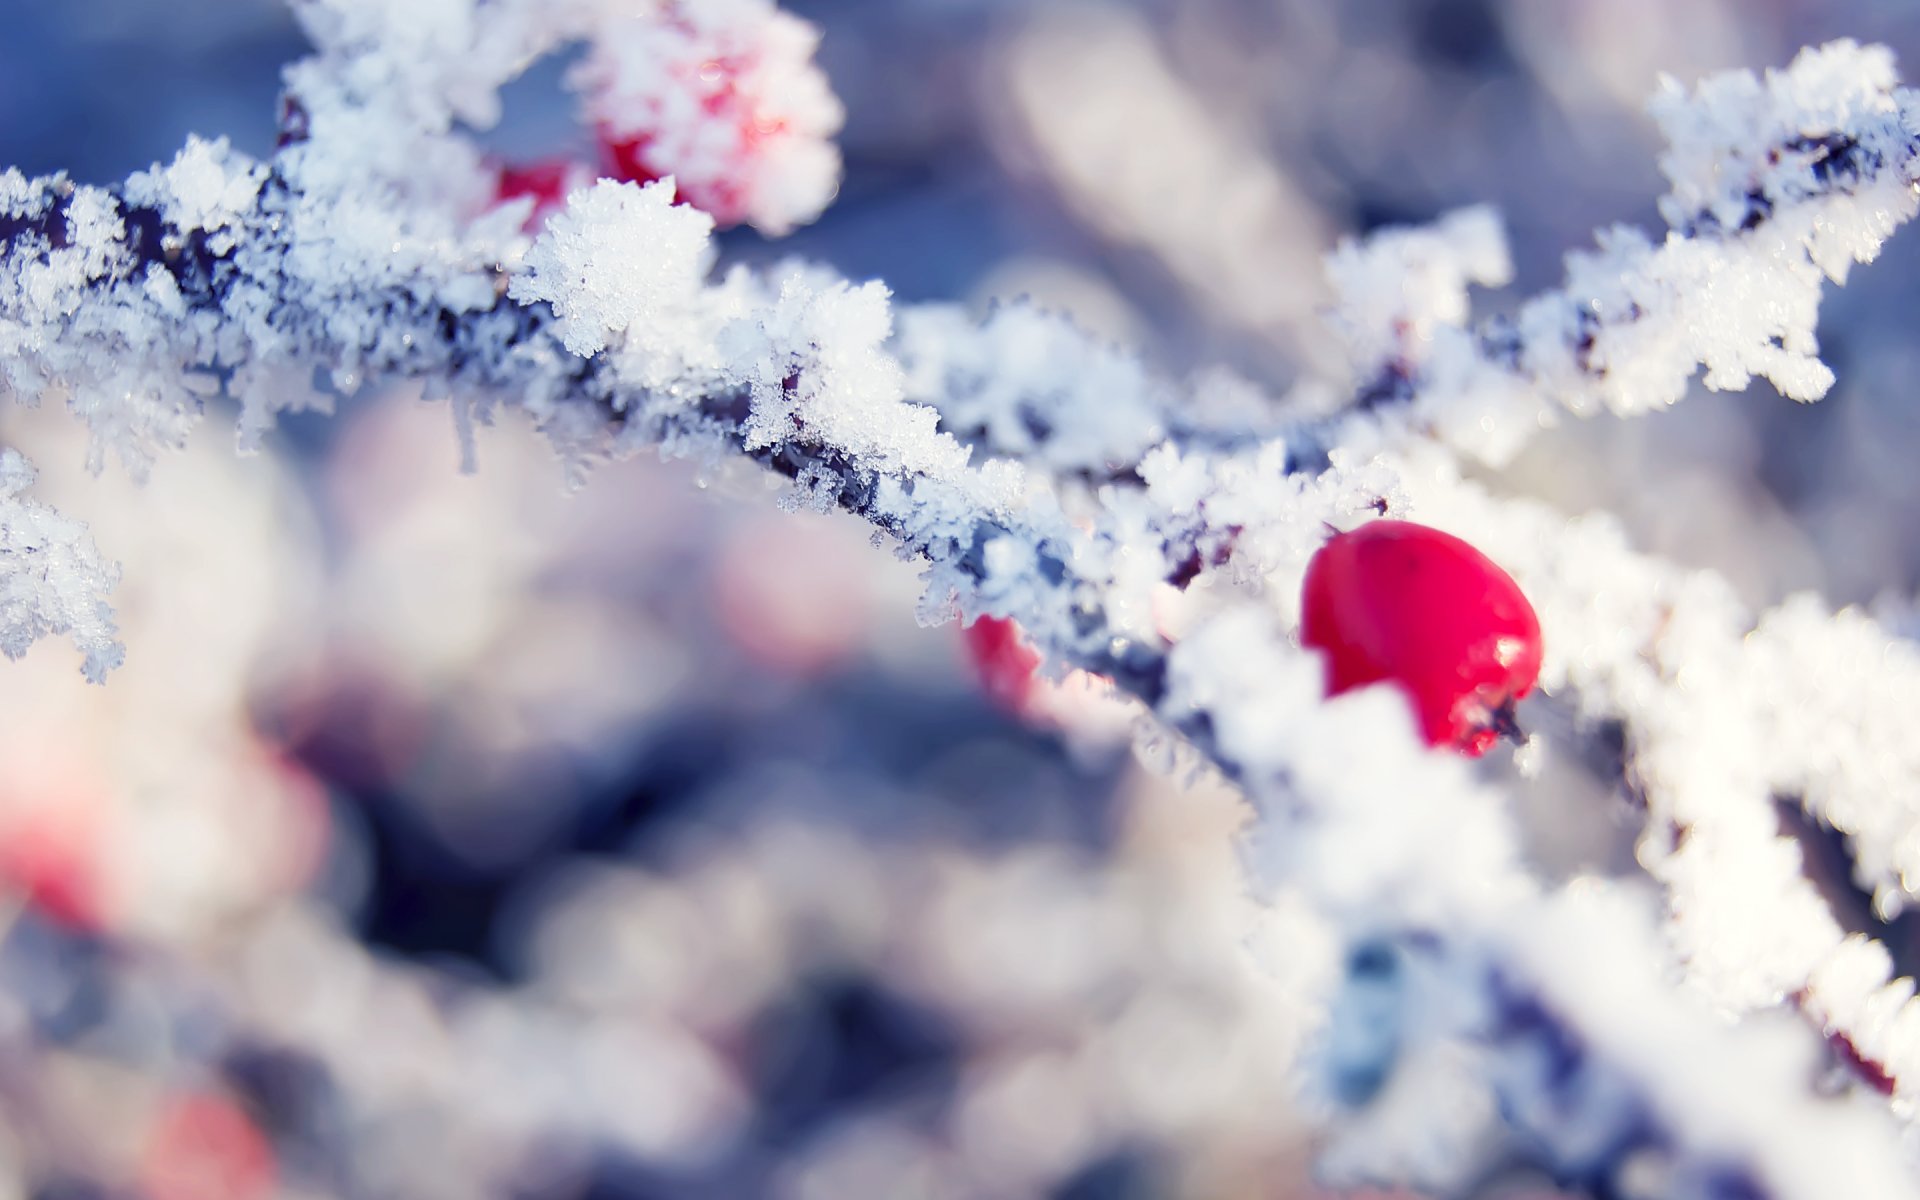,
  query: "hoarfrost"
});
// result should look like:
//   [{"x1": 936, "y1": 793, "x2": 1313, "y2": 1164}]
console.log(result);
[
  {"x1": 0, "y1": 450, "x2": 121, "y2": 682},
  {"x1": 509, "y1": 178, "x2": 716, "y2": 361}
]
